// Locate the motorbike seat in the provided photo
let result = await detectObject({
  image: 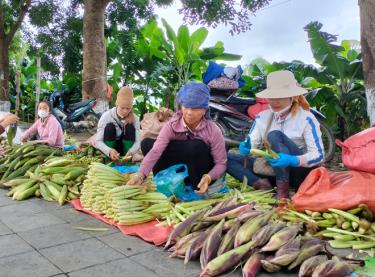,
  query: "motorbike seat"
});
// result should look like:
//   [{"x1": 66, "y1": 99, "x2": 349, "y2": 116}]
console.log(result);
[
  {"x1": 68, "y1": 99, "x2": 93, "y2": 110},
  {"x1": 225, "y1": 96, "x2": 256, "y2": 106}
]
